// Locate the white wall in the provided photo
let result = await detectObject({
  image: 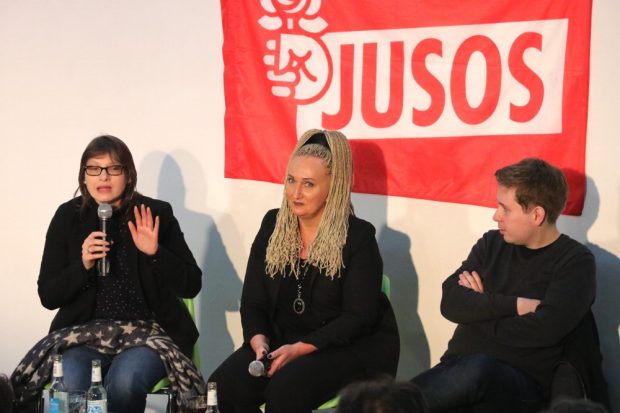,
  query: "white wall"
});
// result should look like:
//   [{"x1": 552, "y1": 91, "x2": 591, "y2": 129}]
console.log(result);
[{"x1": 1, "y1": 1, "x2": 618, "y2": 409}]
